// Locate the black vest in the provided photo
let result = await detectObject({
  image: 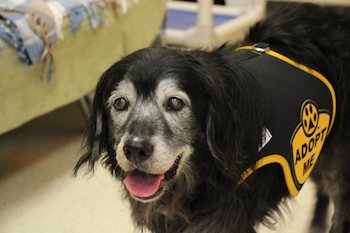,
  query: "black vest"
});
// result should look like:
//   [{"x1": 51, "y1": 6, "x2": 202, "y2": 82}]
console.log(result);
[{"x1": 235, "y1": 44, "x2": 336, "y2": 196}]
